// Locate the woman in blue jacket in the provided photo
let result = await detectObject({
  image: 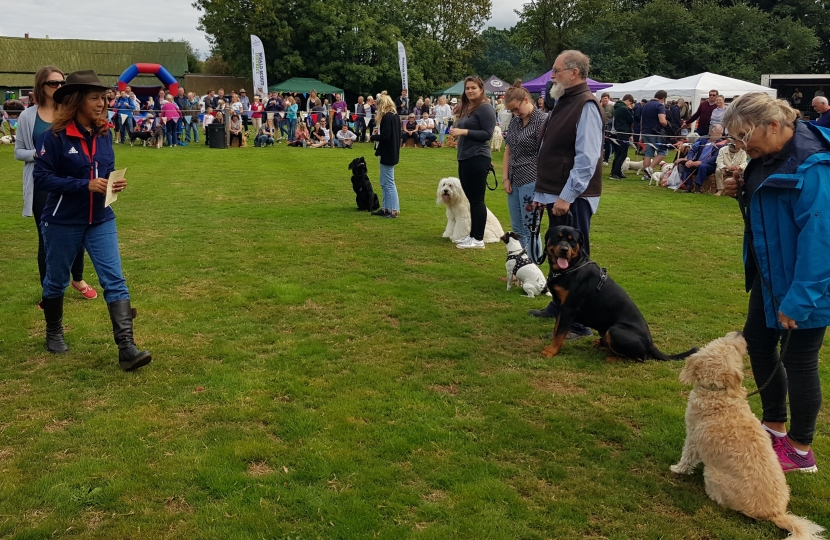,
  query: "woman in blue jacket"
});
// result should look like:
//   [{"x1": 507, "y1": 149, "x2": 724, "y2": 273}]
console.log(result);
[
  {"x1": 33, "y1": 70, "x2": 151, "y2": 371},
  {"x1": 723, "y1": 92, "x2": 830, "y2": 473}
]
